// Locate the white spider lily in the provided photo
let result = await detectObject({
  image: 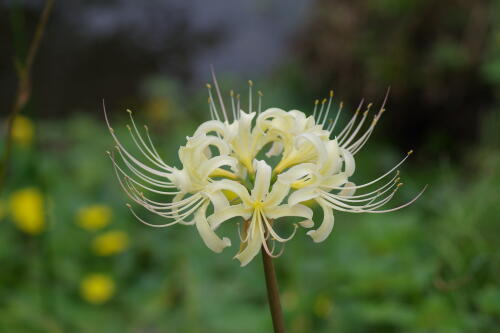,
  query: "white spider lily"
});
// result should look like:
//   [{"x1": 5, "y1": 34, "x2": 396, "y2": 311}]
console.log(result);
[
  {"x1": 206, "y1": 160, "x2": 312, "y2": 266},
  {"x1": 105, "y1": 74, "x2": 425, "y2": 266}
]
